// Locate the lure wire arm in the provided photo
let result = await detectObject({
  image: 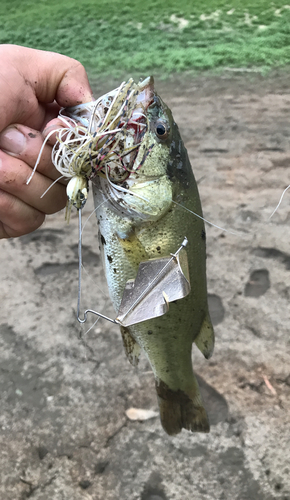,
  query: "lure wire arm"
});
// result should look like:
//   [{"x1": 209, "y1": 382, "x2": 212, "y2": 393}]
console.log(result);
[{"x1": 77, "y1": 208, "x2": 117, "y2": 325}]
